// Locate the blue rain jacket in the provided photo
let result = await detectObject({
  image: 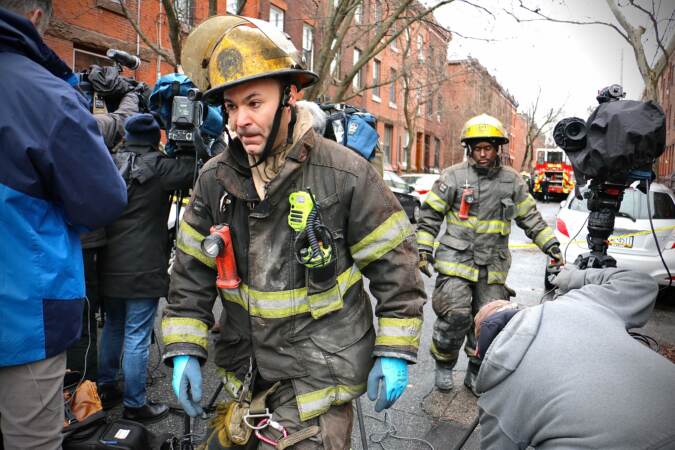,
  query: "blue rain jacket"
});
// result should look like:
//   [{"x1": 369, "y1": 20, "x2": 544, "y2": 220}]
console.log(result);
[{"x1": 0, "y1": 7, "x2": 127, "y2": 367}]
